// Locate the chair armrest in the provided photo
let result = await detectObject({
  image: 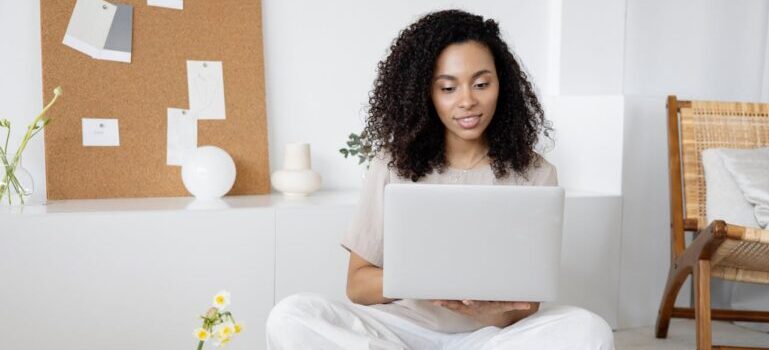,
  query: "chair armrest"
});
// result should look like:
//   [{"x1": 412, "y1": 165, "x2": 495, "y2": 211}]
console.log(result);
[{"x1": 679, "y1": 220, "x2": 728, "y2": 267}]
